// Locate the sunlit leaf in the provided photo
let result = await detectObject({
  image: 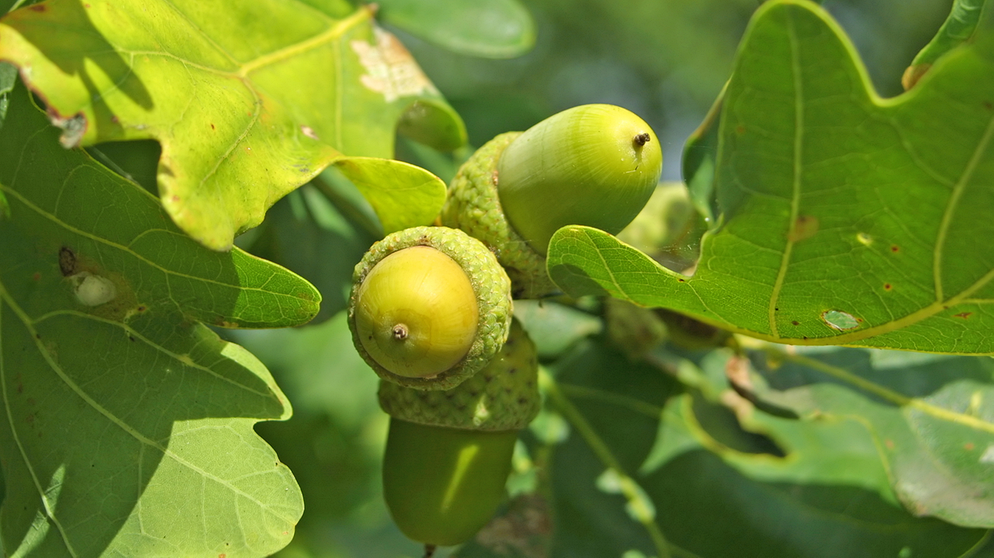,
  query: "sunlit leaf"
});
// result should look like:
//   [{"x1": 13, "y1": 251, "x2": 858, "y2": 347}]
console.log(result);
[
  {"x1": 0, "y1": 0, "x2": 460, "y2": 249},
  {"x1": 548, "y1": 0, "x2": 994, "y2": 354}
]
